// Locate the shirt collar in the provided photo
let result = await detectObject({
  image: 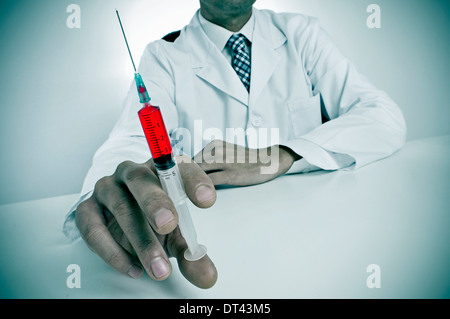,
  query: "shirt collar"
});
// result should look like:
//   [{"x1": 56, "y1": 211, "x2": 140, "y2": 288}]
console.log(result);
[{"x1": 198, "y1": 9, "x2": 255, "y2": 52}]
